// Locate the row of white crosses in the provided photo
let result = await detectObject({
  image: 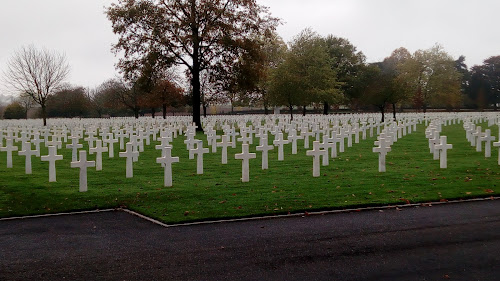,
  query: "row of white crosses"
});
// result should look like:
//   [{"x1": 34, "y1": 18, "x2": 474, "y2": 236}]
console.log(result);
[
  {"x1": 426, "y1": 121, "x2": 453, "y2": 169},
  {"x1": 6, "y1": 113, "x2": 500, "y2": 188},
  {"x1": 0, "y1": 115, "x2": 418, "y2": 186},
  {"x1": 464, "y1": 120, "x2": 500, "y2": 163}
]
